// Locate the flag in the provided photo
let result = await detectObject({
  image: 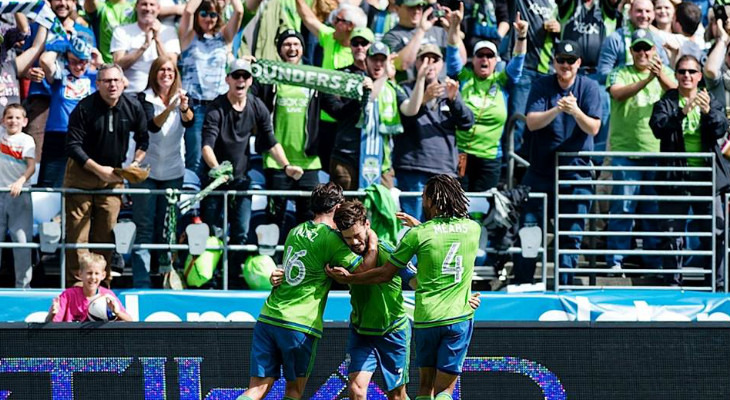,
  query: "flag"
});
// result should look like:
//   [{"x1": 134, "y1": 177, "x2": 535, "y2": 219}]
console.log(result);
[{"x1": 0, "y1": 0, "x2": 67, "y2": 40}]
